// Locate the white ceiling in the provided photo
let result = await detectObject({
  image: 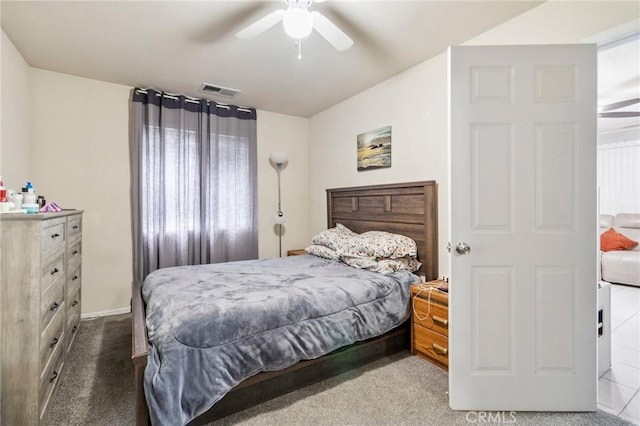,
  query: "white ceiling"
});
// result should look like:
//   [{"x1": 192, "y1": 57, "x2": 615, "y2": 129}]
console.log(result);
[
  {"x1": 597, "y1": 36, "x2": 640, "y2": 135},
  {"x1": 1, "y1": 0, "x2": 543, "y2": 117}
]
